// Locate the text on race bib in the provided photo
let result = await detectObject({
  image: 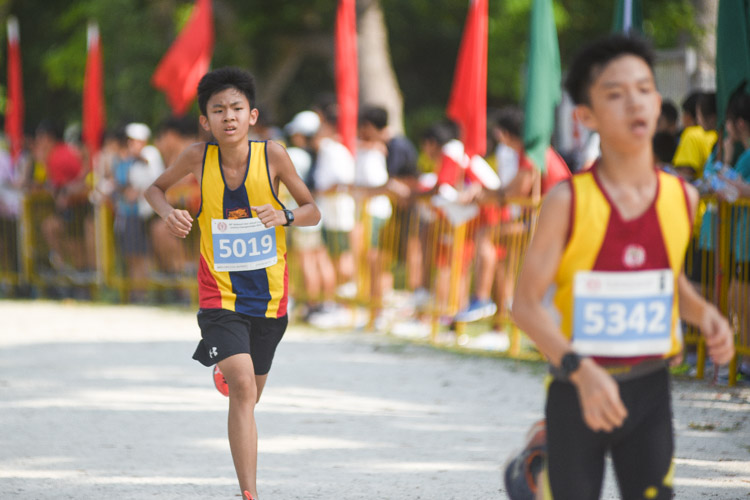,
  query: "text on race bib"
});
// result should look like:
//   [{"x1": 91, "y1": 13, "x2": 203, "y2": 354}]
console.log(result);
[
  {"x1": 212, "y1": 218, "x2": 277, "y2": 272},
  {"x1": 572, "y1": 269, "x2": 675, "y2": 357}
]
